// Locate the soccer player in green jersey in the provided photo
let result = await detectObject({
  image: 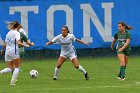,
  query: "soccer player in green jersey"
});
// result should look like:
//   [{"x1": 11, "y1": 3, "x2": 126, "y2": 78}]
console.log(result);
[
  {"x1": 18, "y1": 25, "x2": 34, "y2": 59},
  {"x1": 111, "y1": 22, "x2": 132, "y2": 80}
]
